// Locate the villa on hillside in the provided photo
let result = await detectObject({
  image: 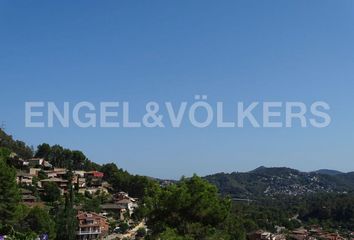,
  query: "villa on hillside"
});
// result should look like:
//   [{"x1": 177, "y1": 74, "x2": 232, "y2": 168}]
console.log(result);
[
  {"x1": 76, "y1": 211, "x2": 109, "y2": 240},
  {"x1": 16, "y1": 171, "x2": 33, "y2": 185}
]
